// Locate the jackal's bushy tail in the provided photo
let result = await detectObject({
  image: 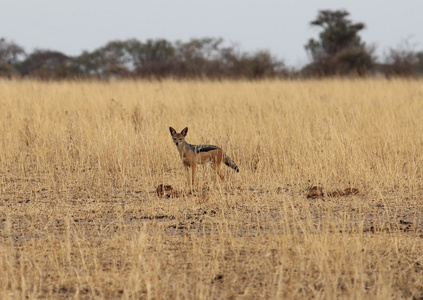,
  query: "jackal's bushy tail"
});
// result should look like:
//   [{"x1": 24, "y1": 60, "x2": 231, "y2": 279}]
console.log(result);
[{"x1": 224, "y1": 154, "x2": 239, "y2": 172}]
